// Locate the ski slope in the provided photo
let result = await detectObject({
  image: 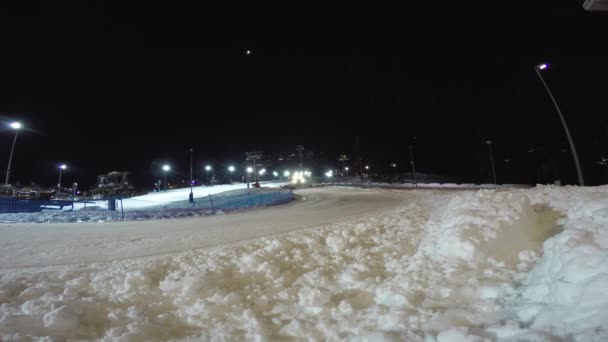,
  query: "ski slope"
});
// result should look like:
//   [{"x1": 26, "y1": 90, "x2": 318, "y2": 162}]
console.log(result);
[{"x1": 1, "y1": 186, "x2": 608, "y2": 340}]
